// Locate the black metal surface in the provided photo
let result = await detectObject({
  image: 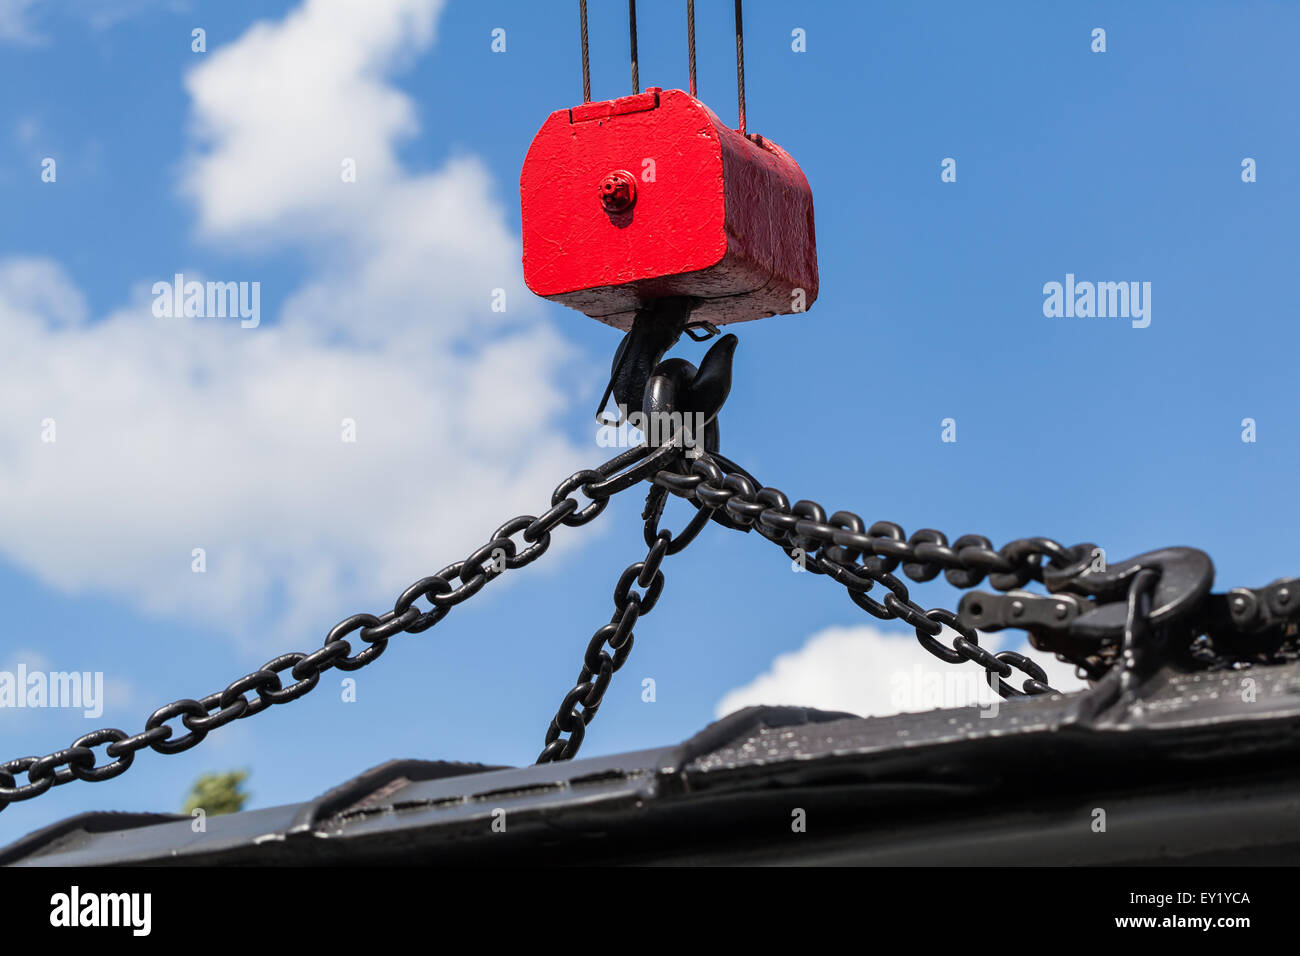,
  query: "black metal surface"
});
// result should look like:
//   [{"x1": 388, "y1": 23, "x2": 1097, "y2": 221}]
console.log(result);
[
  {"x1": 5, "y1": 663, "x2": 1298, "y2": 866},
  {"x1": 0, "y1": 811, "x2": 184, "y2": 868}
]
